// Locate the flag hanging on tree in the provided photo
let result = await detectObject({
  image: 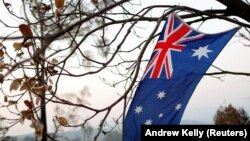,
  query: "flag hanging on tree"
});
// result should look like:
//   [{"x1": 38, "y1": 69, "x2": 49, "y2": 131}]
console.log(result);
[{"x1": 124, "y1": 12, "x2": 238, "y2": 141}]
